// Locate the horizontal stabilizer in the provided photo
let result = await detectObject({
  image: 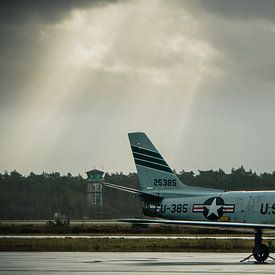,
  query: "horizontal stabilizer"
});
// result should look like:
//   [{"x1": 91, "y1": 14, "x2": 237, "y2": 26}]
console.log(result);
[{"x1": 103, "y1": 182, "x2": 162, "y2": 201}]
